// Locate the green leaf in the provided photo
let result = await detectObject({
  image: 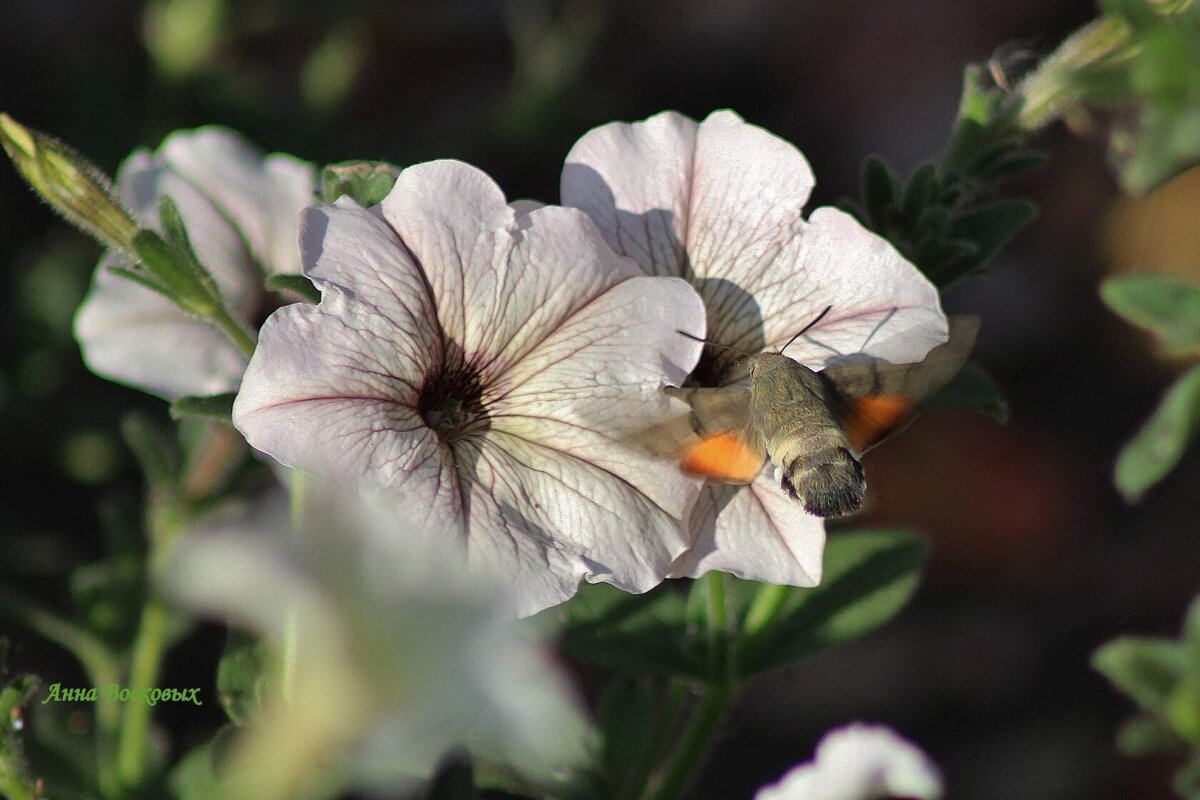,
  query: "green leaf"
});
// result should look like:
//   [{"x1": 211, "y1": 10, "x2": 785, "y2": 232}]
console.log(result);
[
  {"x1": 1116, "y1": 713, "x2": 1186, "y2": 755},
  {"x1": 1093, "y1": 636, "x2": 1186, "y2": 712},
  {"x1": 1114, "y1": 365, "x2": 1200, "y2": 502},
  {"x1": 264, "y1": 274, "x2": 321, "y2": 303},
  {"x1": 862, "y1": 156, "x2": 900, "y2": 231},
  {"x1": 739, "y1": 529, "x2": 927, "y2": 674},
  {"x1": 553, "y1": 583, "x2": 704, "y2": 677},
  {"x1": 926, "y1": 364, "x2": 1010, "y2": 423},
  {"x1": 1101, "y1": 276, "x2": 1200, "y2": 355},
  {"x1": 216, "y1": 631, "x2": 272, "y2": 726},
  {"x1": 942, "y1": 199, "x2": 1037, "y2": 285},
  {"x1": 169, "y1": 393, "x2": 238, "y2": 422}
]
